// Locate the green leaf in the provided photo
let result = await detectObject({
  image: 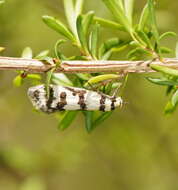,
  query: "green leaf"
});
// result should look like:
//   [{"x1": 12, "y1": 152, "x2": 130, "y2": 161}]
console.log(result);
[
  {"x1": 83, "y1": 11, "x2": 95, "y2": 36},
  {"x1": 136, "y1": 30, "x2": 153, "y2": 49},
  {"x1": 63, "y1": 0, "x2": 78, "y2": 38},
  {"x1": 124, "y1": 0, "x2": 134, "y2": 24},
  {"x1": 75, "y1": 73, "x2": 90, "y2": 81},
  {"x1": 52, "y1": 73, "x2": 73, "y2": 86},
  {"x1": 117, "y1": 0, "x2": 124, "y2": 10},
  {"x1": 35, "y1": 50, "x2": 49, "y2": 59},
  {"x1": 99, "y1": 38, "x2": 120, "y2": 58},
  {"x1": 13, "y1": 75, "x2": 23, "y2": 87},
  {"x1": 101, "y1": 51, "x2": 112, "y2": 60},
  {"x1": 75, "y1": 0, "x2": 84, "y2": 16},
  {"x1": 148, "y1": 0, "x2": 160, "y2": 52},
  {"x1": 68, "y1": 55, "x2": 88, "y2": 60},
  {"x1": 172, "y1": 90, "x2": 178, "y2": 106},
  {"x1": 102, "y1": 0, "x2": 132, "y2": 33},
  {"x1": 42, "y1": 15, "x2": 76, "y2": 42},
  {"x1": 21, "y1": 47, "x2": 33, "y2": 59},
  {"x1": 99, "y1": 39, "x2": 128, "y2": 60},
  {"x1": 164, "y1": 101, "x2": 176, "y2": 114},
  {"x1": 129, "y1": 41, "x2": 140, "y2": 47},
  {"x1": 150, "y1": 64, "x2": 178, "y2": 77},
  {"x1": 93, "y1": 112, "x2": 113, "y2": 129},
  {"x1": 84, "y1": 74, "x2": 119, "y2": 87},
  {"x1": 159, "y1": 31, "x2": 177, "y2": 41},
  {"x1": 89, "y1": 23, "x2": 99, "y2": 59},
  {"x1": 166, "y1": 85, "x2": 174, "y2": 96},
  {"x1": 54, "y1": 39, "x2": 67, "y2": 60},
  {"x1": 127, "y1": 47, "x2": 148, "y2": 59},
  {"x1": 41, "y1": 56, "x2": 54, "y2": 65},
  {"x1": 83, "y1": 111, "x2": 93, "y2": 132},
  {"x1": 138, "y1": 3, "x2": 149, "y2": 30},
  {"x1": 46, "y1": 68, "x2": 55, "y2": 98},
  {"x1": 94, "y1": 17, "x2": 125, "y2": 31},
  {"x1": 76, "y1": 15, "x2": 89, "y2": 53},
  {"x1": 160, "y1": 47, "x2": 172, "y2": 54},
  {"x1": 58, "y1": 111, "x2": 78, "y2": 130},
  {"x1": 27, "y1": 74, "x2": 42, "y2": 81},
  {"x1": 147, "y1": 77, "x2": 178, "y2": 86}
]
